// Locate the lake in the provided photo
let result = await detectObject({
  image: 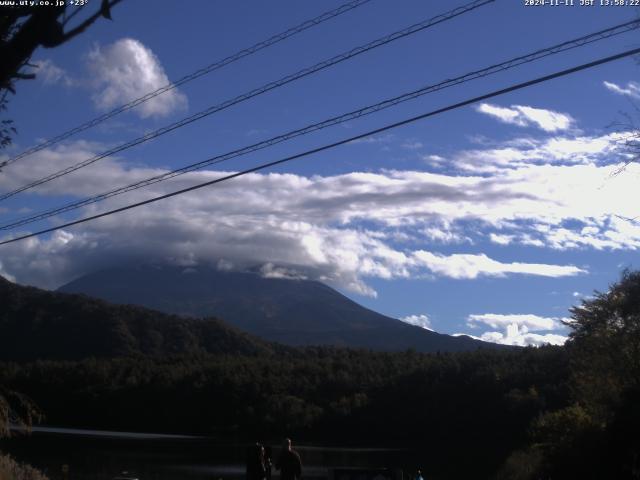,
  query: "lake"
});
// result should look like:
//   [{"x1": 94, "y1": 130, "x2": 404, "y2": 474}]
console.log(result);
[{"x1": 1, "y1": 427, "x2": 427, "y2": 480}]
